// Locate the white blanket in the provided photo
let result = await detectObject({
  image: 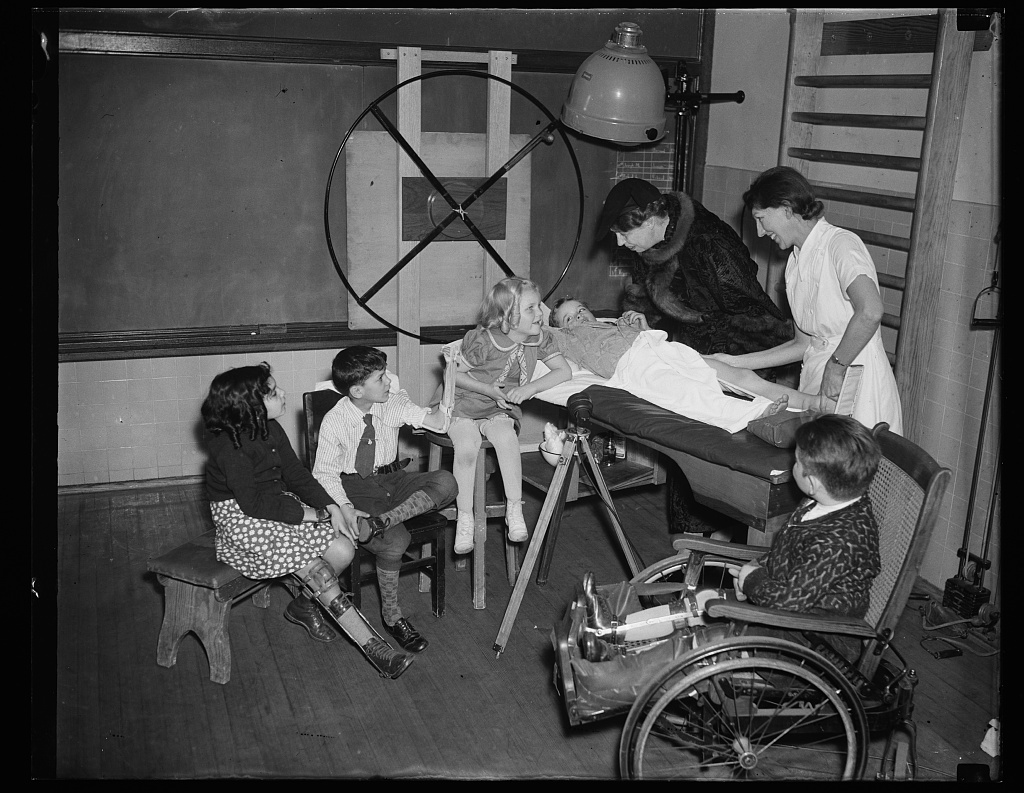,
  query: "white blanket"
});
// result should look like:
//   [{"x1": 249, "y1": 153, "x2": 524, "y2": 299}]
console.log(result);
[{"x1": 534, "y1": 329, "x2": 778, "y2": 434}]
